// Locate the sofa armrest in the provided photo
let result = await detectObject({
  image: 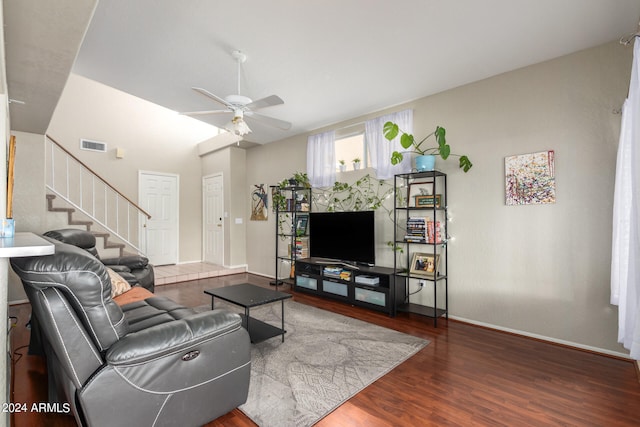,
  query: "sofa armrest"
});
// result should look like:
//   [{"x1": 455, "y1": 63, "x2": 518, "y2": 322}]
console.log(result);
[
  {"x1": 102, "y1": 255, "x2": 149, "y2": 270},
  {"x1": 106, "y1": 310, "x2": 242, "y2": 366},
  {"x1": 106, "y1": 265, "x2": 131, "y2": 274}
]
